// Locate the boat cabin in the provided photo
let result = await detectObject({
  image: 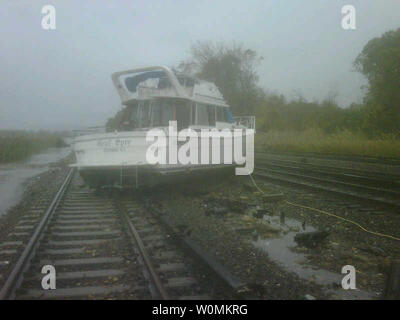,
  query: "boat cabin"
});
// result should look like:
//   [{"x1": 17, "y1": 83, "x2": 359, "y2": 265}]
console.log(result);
[{"x1": 110, "y1": 66, "x2": 241, "y2": 132}]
